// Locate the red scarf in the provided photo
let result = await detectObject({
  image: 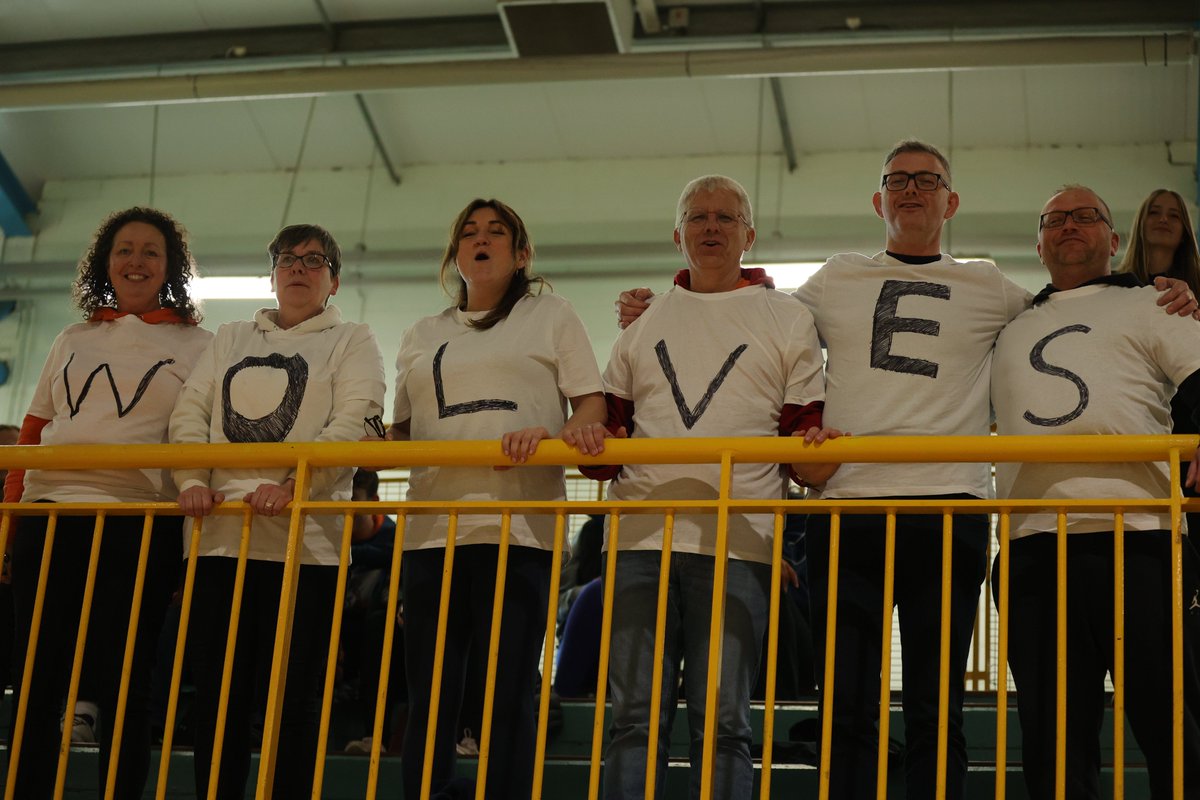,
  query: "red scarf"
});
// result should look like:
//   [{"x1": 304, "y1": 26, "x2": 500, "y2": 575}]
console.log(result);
[
  {"x1": 672, "y1": 267, "x2": 775, "y2": 290},
  {"x1": 89, "y1": 307, "x2": 197, "y2": 325}
]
